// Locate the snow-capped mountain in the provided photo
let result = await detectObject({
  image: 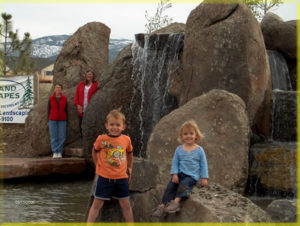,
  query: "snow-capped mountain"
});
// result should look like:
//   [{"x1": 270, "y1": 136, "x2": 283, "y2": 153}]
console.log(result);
[{"x1": 31, "y1": 35, "x2": 133, "y2": 62}]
